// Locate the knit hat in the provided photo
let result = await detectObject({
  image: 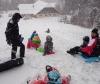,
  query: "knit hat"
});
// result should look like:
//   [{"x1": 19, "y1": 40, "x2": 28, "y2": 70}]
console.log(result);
[
  {"x1": 92, "y1": 28, "x2": 98, "y2": 34},
  {"x1": 46, "y1": 65, "x2": 52, "y2": 73},
  {"x1": 83, "y1": 36, "x2": 90, "y2": 42},
  {"x1": 33, "y1": 31, "x2": 36, "y2": 33},
  {"x1": 12, "y1": 13, "x2": 22, "y2": 21}
]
